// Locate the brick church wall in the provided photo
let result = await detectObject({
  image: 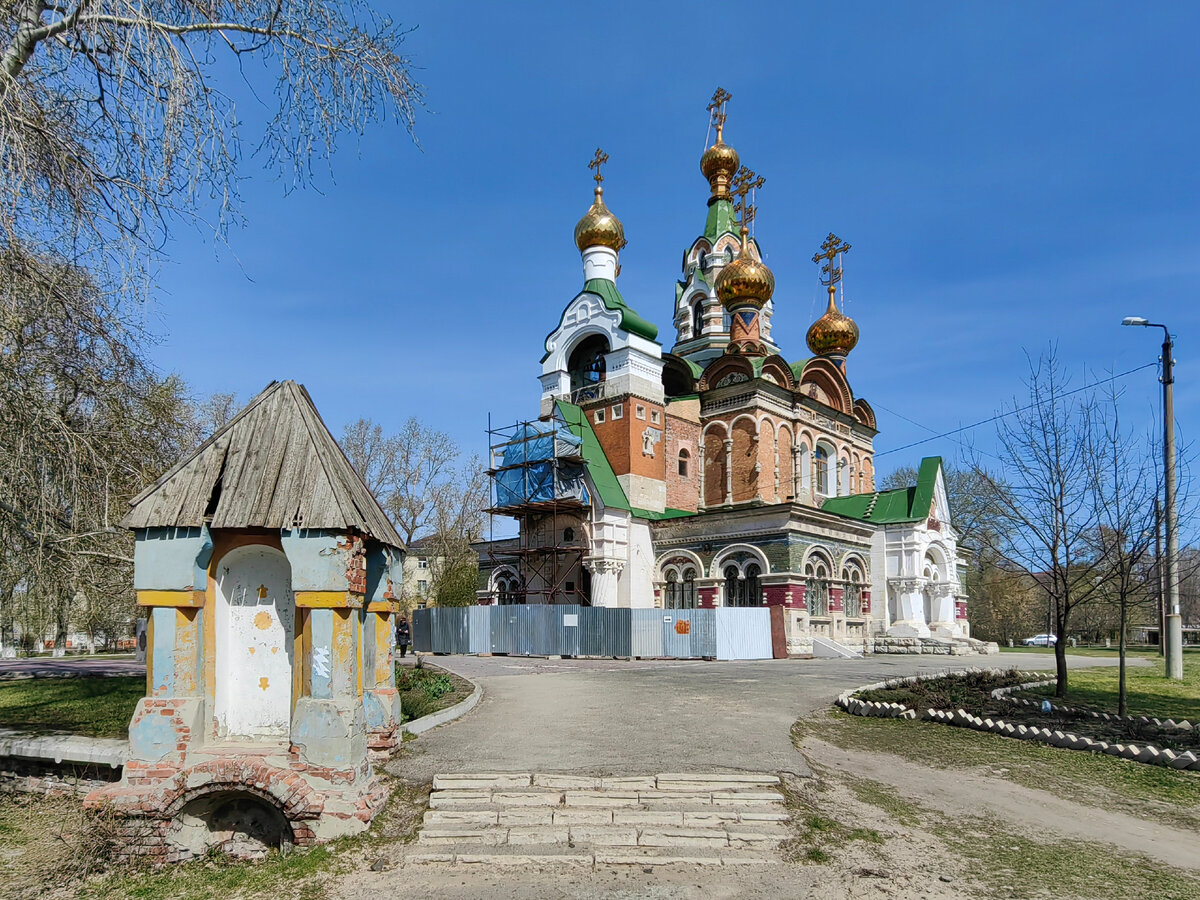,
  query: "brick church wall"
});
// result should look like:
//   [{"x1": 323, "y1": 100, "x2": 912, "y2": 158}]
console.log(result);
[{"x1": 665, "y1": 411, "x2": 700, "y2": 511}]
